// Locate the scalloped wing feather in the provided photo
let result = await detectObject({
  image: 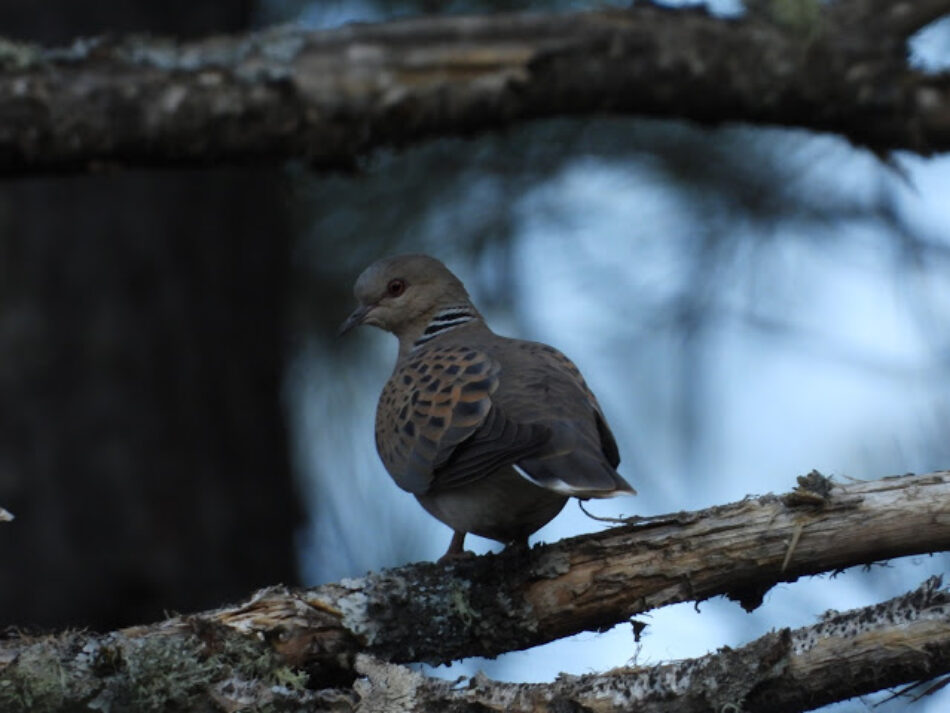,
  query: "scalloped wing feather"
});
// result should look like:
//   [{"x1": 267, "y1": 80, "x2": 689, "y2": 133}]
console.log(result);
[{"x1": 375, "y1": 346, "x2": 549, "y2": 494}]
